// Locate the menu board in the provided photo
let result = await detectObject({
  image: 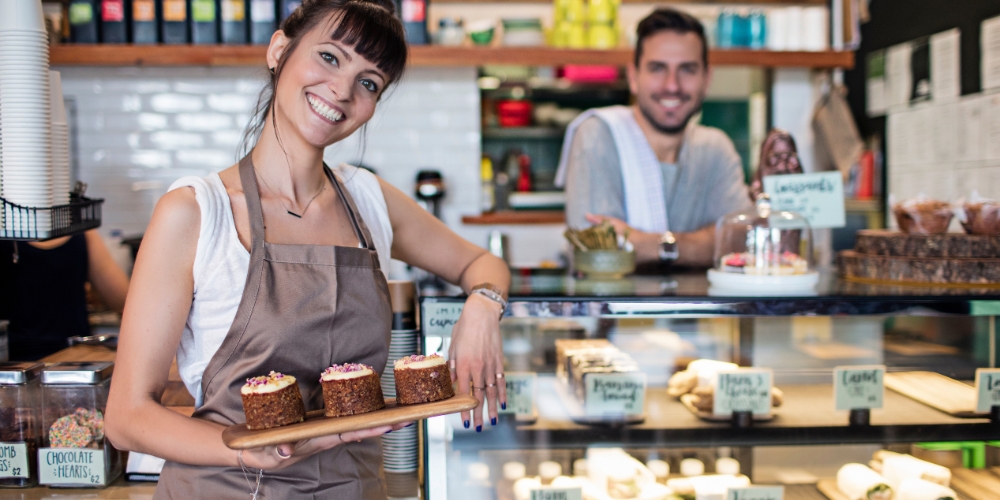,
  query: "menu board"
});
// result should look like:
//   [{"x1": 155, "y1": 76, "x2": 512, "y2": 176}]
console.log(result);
[{"x1": 714, "y1": 369, "x2": 773, "y2": 416}]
